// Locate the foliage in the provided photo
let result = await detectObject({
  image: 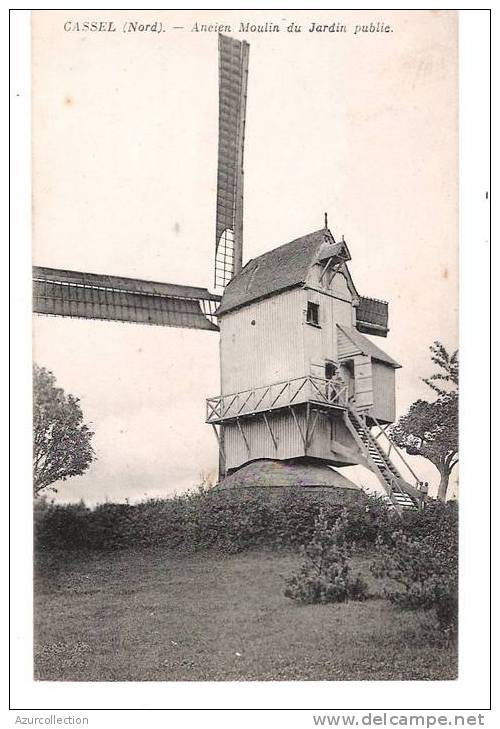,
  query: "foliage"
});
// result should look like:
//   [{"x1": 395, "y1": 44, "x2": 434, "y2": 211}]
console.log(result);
[
  {"x1": 34, "y1": 487, "x2": 456, "y2": 563},
  {"x1": 390, "y1": 342, "x2": 458, "y2": 501},
  {"x1": 370, "y1": 502, "x2": 458, "y2": 640},
  {"x1": 34, "y1": 487, "x2": 394, "y2": 554},
  {"x1": 422, "y1": 340, "x2": 459, "y2": 395},
  {"x1": 284, "y1": 509, "x2": 369, "y2": 604},
  {"x1": 178, "y1": 487, "x2": 279, "y2": 554},
  {"x1": 398, "y1": 498, "x2": 458, "y2": 546},
  {"x1": 337, "y1": 495, "x2": 397, "y2": 547},
  {"x1": 33, "y1": 365, "x2": 95, "y2": 496},
  {"x1": 390, "y1": 394, "x2": 458, "y2": 501}
]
